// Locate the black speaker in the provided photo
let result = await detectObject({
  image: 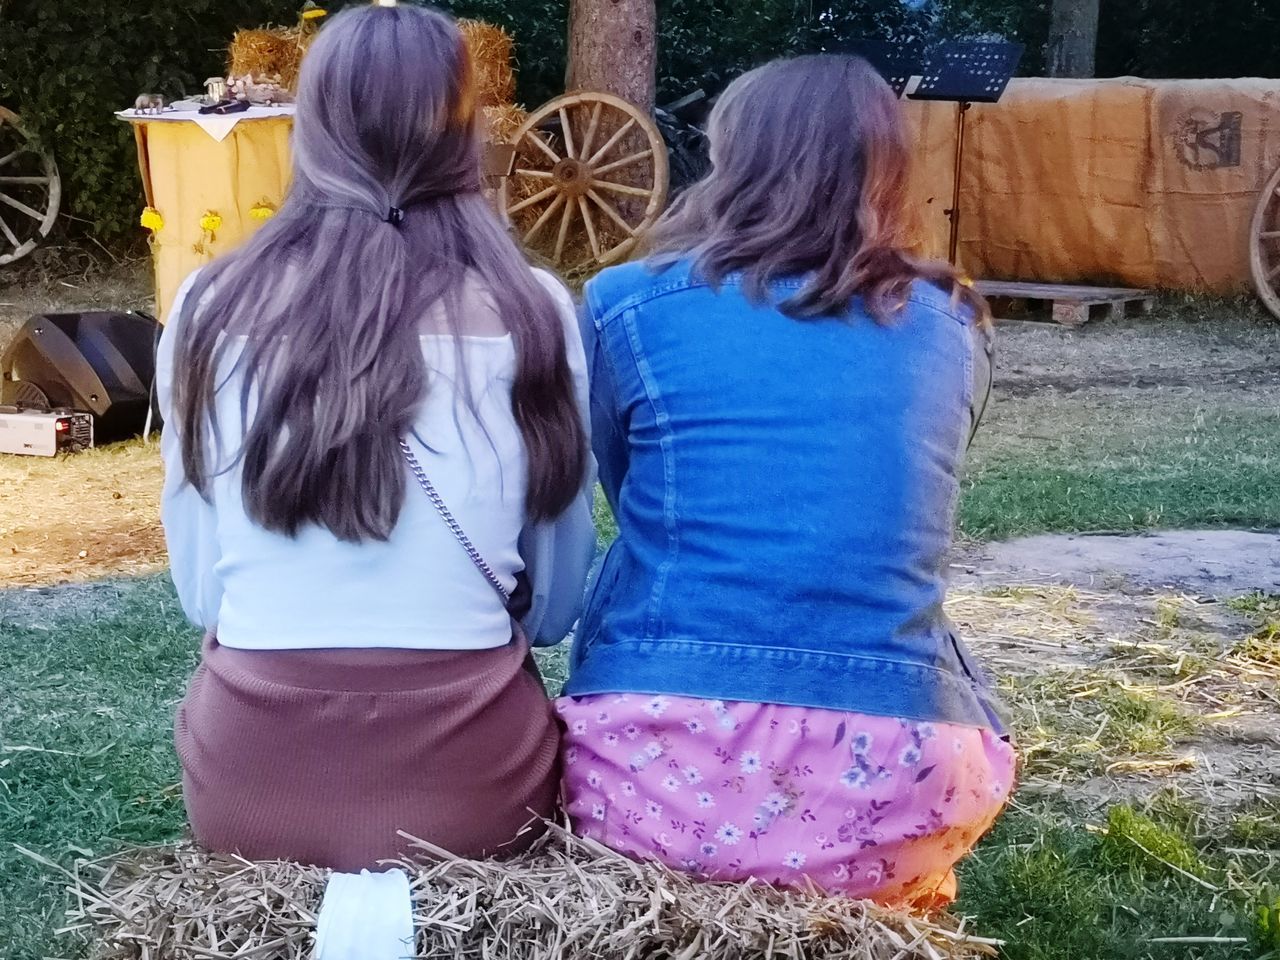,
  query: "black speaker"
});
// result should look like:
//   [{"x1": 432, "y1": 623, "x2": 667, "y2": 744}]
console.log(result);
[{"x1": 1, "y1": 311, "x2": 162, "y2": 444}]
